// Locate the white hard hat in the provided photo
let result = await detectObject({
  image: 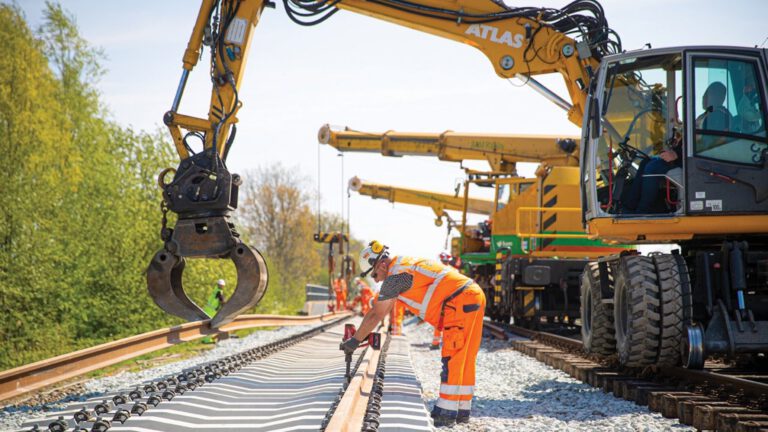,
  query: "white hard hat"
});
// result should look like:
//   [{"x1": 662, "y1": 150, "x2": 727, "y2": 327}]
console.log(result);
[
  {"x1": 359, "y1": 240, "x2": 389, "y2": 277},
  {"x1": 217, "y1": 279, "x2": 226, "y2": 286}
]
